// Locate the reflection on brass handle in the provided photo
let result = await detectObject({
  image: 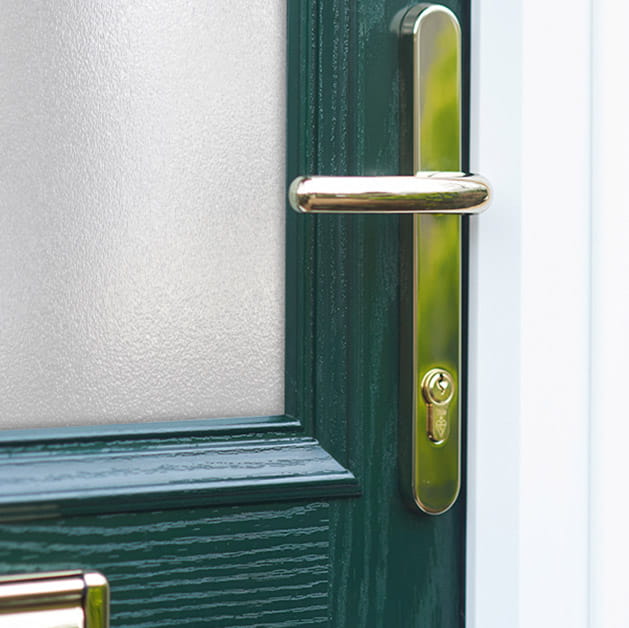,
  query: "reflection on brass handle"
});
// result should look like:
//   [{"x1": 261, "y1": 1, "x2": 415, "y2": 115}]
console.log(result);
[
  {"x1": 289, "y1": 172, "x2": 491, "y2": 215},
  {"x1": 0, "y1": 571, "x2": 109, "y2": 628}
]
